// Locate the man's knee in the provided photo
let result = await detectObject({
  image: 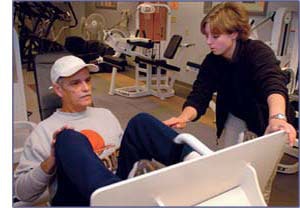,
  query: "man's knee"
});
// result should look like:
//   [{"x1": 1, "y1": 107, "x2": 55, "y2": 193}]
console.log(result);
[
  {"x1": 56, "y1": 129, "x2": 82, "y2": 141},
  {"x1": 55, "y1": 129, "x2": 89, "y2": 150},
  {"x1": 128, "y1": 113, "x2": 158, "y2": 127},
  {"x1": 55, "y1": 129, "x2": 93, "y2": 161}
]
